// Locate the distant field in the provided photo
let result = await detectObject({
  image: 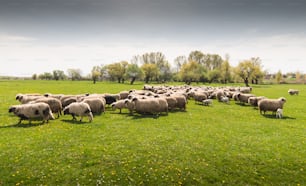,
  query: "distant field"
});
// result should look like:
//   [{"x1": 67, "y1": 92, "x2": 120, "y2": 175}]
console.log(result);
[{"x1": 0, "y1": 80, "x2": 305, "y2": 185}]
